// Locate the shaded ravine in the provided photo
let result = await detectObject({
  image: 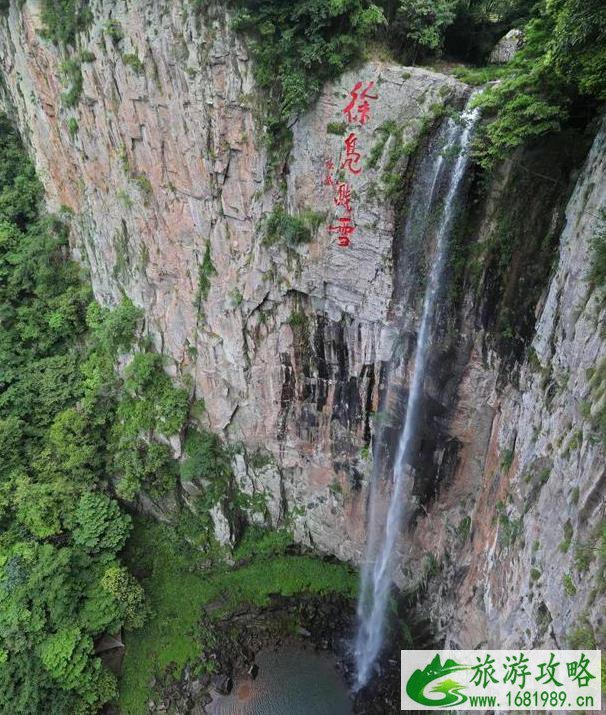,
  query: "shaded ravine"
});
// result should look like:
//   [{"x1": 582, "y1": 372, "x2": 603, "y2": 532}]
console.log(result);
[{"x1": 354, "y1": 98, "x2": 481, "y2": 689}]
